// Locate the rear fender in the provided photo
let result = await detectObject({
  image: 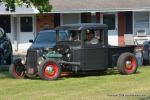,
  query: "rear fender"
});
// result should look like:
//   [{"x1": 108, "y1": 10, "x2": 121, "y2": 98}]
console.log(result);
[{"x1": 111, "y1": 53, "x2": 120, "y2": 66}]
